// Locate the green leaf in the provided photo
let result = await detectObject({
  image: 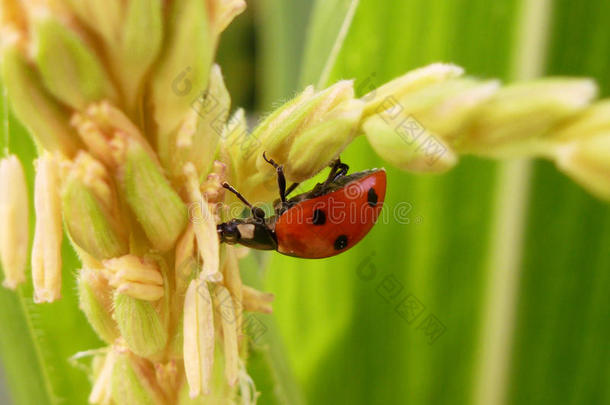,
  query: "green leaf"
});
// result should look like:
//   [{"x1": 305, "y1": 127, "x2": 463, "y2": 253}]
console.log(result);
[
  {"x1": 241, "y1": 253, "x2": 306, "y2": 405},
  {"x1": 508, "y1": 1, "x2": 610, "y2": 403},
  {"x1": 299, "y1": 0, "x2": 360, "y2": 88},
  {"x1": 0, "y1": 290, "x2": 53, "y2": 404},
  {"x1": 259, "y1": 1, "x2": 610, "y2": 405},
  {"x1": 0, "y1": 83, "x2": 103, "y2": 405},
  {"x1": 254, "y1": 0, "x2": 314, "y2": 109}
]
